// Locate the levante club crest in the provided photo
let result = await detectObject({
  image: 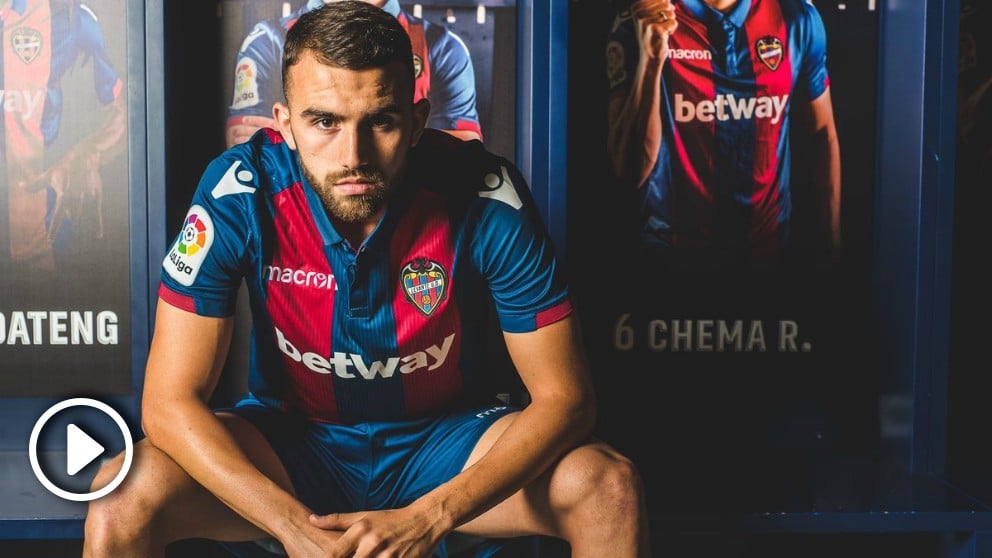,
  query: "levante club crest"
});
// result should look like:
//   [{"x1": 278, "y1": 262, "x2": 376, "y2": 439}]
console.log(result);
[
  {"x1": 401, "y1": 258, "x2": 448, "y2": 317},
  {"x1": 755, "y1": 36, "x2": 783, "y2": 71},
  {"x1": 12, "y1": 27, "x2": 43, "y2": 64}
]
